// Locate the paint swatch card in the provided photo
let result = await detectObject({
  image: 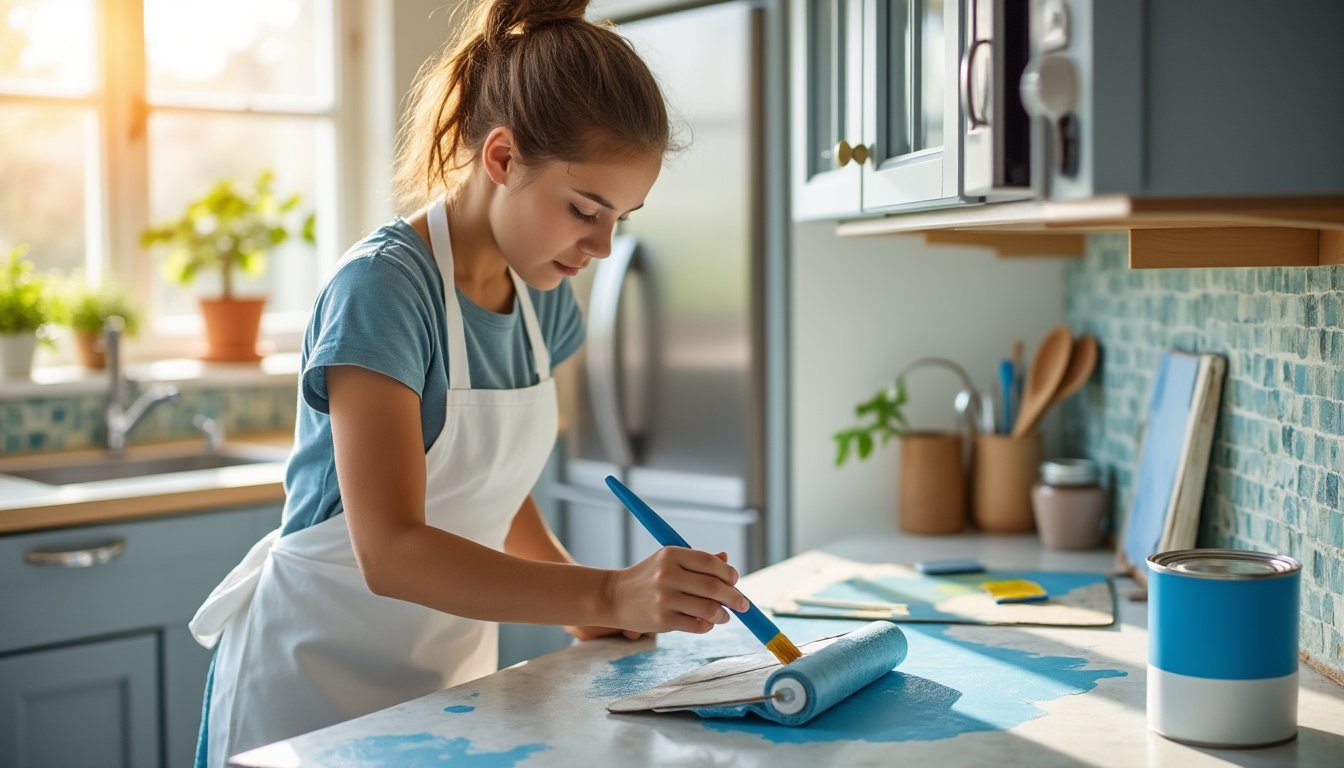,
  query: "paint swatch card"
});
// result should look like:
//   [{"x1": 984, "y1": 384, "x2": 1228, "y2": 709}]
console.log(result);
[{"x1": 765, "y1": 554, "x2": 1115, "y2": 627}]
